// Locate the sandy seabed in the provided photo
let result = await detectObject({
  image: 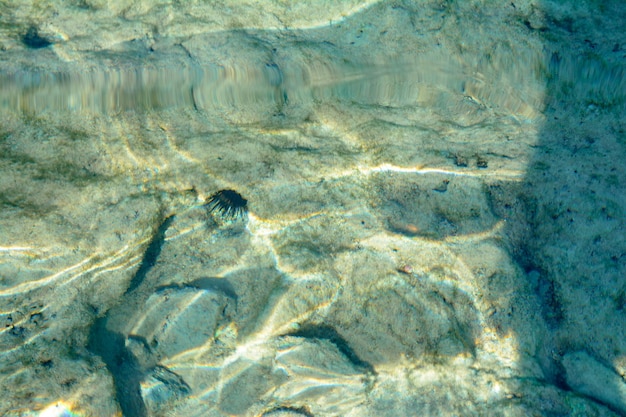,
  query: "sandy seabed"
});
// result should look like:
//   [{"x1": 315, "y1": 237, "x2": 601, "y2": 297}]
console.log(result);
[{"x1": 0, "y1": 0, "x2": 625, "y2": 416}]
